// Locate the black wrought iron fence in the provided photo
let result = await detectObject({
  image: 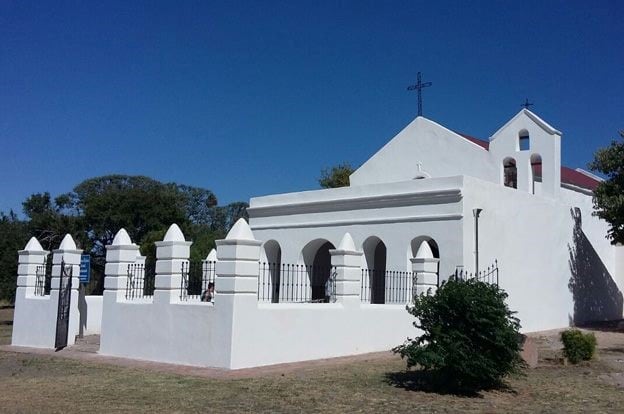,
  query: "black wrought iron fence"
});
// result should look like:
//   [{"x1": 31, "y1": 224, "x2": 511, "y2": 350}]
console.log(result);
[
  {"x1": 361, "y1": 269, "x2": 416, "y2": 304},
  {"x1": 385, "y1": 270, "x2": 415, "y2": 304},
  {"x1": 258, "y1": 263, "x2": 336, "y2": 303},
  {"x1": 125, "y1": 261, "x2": 155, "y2": 300},
  {"x1": 34, "y1": 255, "x2": 52, "y2": 296},
  {"x1": 180, "y1": 260, "x2": 216, "y2": 301},
  {"x1": 361, "y1": 269, "x2": 384, "y2": 304},
  {"x1": 453, "y1": 260, "x2": 499, "y2": 286}
]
